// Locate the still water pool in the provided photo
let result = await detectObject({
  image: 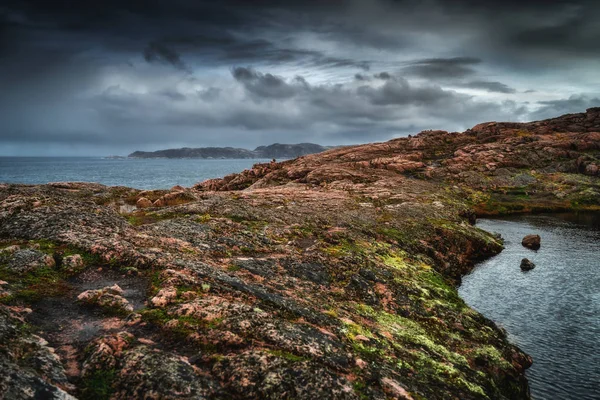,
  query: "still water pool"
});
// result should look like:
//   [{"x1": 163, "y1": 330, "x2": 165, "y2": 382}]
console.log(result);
[{"x1": 460, "y1": 213, "x2": 600, "y2": 400}]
